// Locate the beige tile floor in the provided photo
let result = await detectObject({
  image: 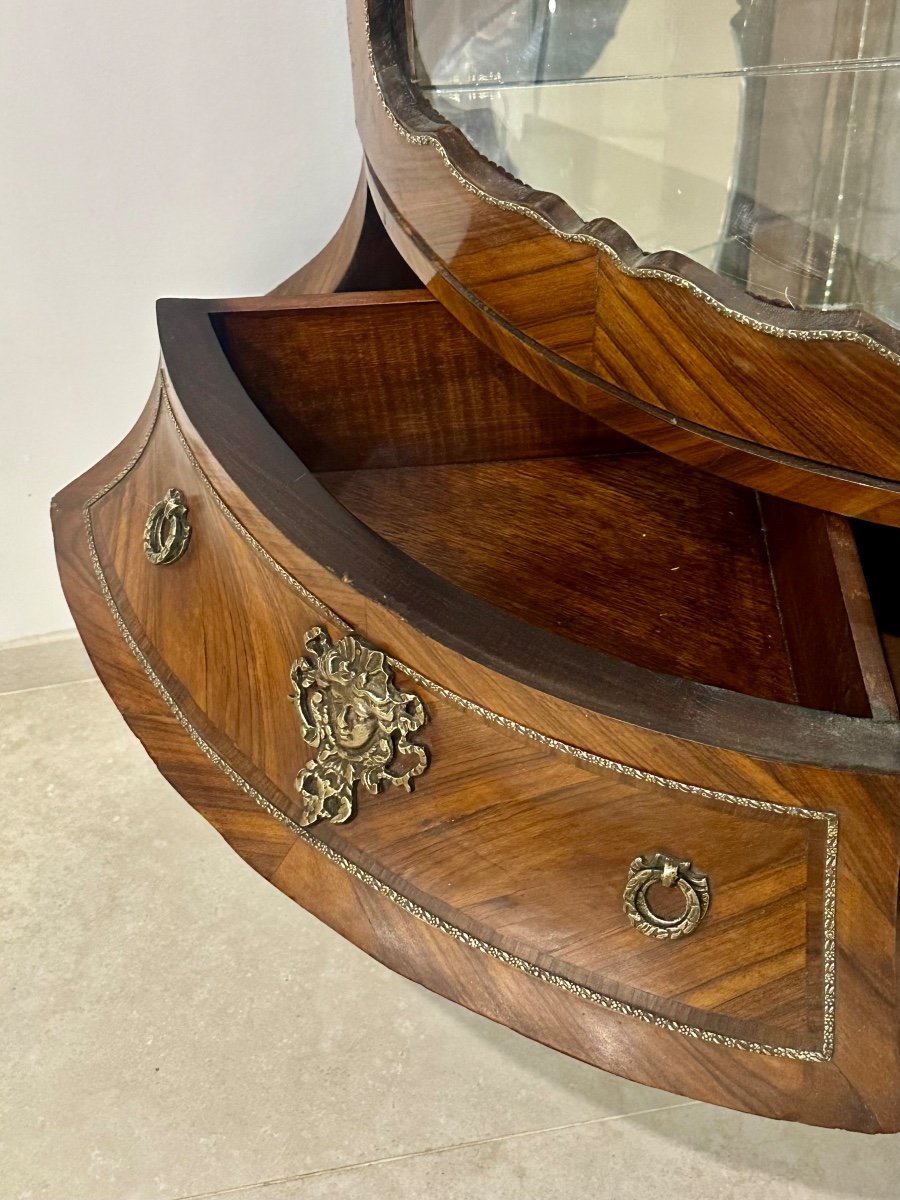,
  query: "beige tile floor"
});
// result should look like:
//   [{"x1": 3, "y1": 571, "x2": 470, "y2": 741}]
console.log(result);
[{"x1": 3, "y1": 633, "x2": 900, "y2": 1199}]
